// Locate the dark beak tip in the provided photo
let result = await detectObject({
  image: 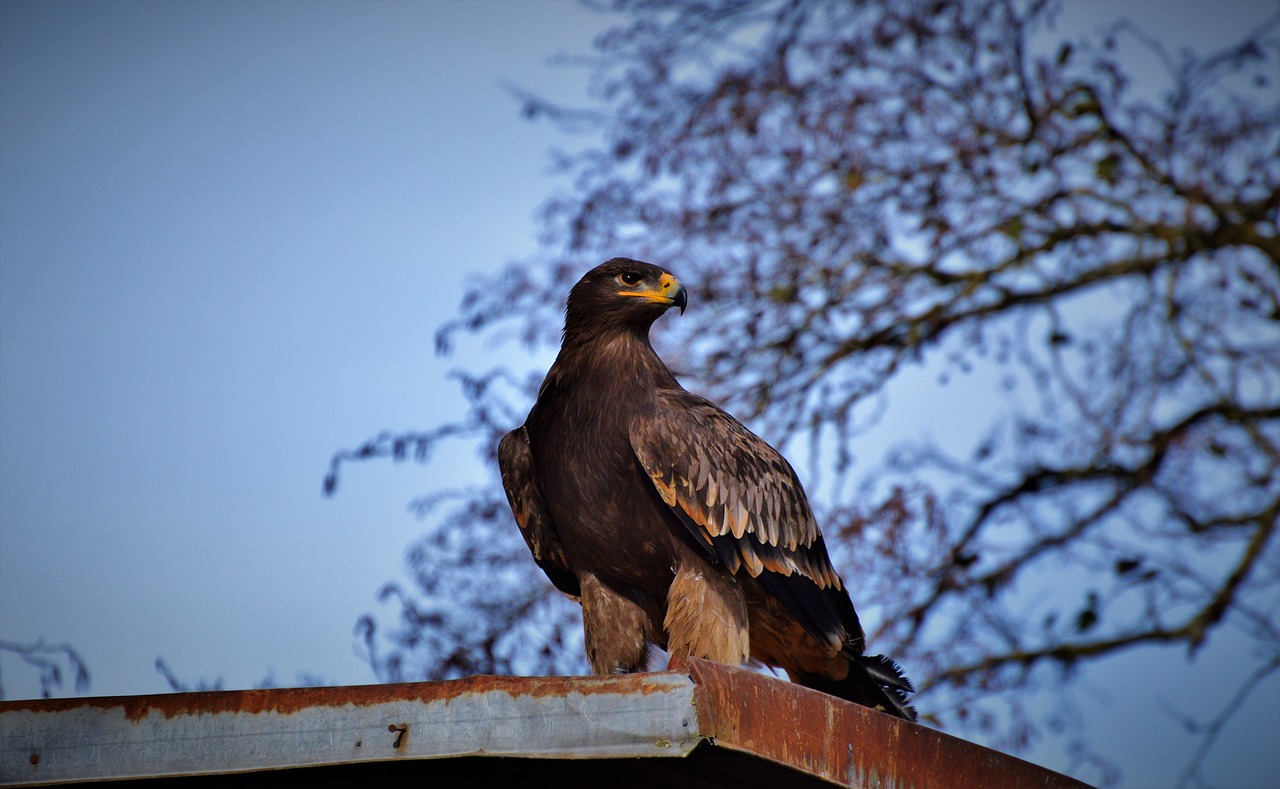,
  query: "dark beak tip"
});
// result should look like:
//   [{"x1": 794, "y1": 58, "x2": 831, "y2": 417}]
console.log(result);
[{"x1": 674, "y1": 287, "x2": 688, "y2": 315}]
